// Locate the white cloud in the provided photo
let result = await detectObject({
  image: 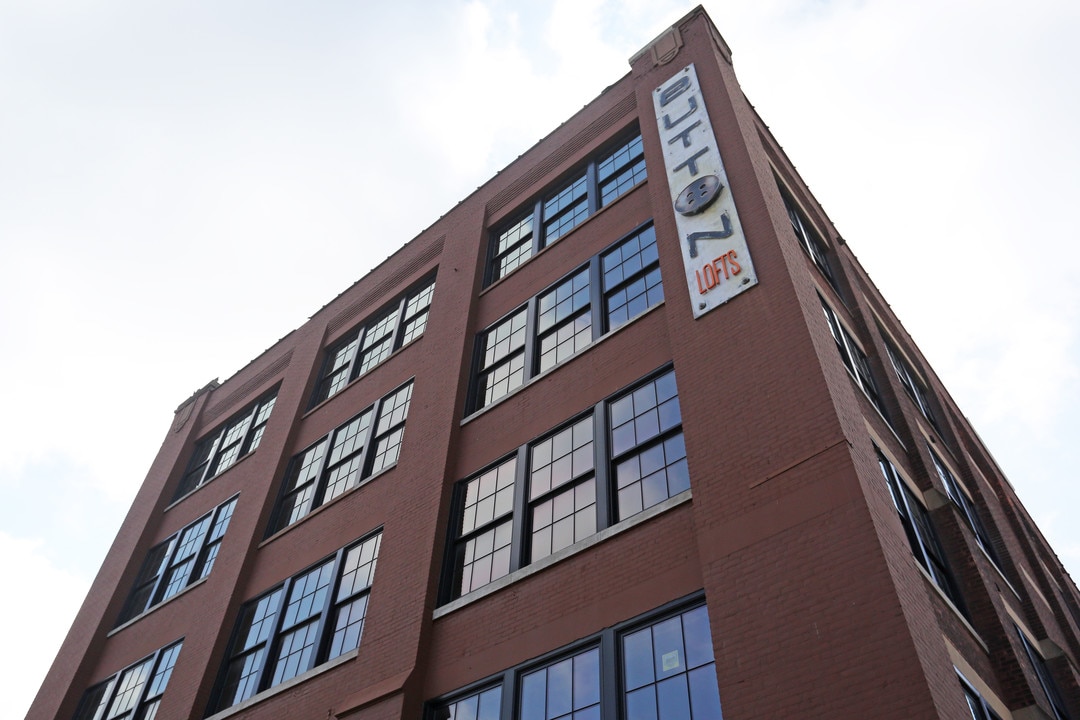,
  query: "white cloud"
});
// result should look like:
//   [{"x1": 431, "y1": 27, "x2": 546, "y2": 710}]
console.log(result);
[
  {"x1": 0, "y1": 531, "x2": 91, "y2": 719},
  {"x1": 4, "y1": 0, "x2": 1080, "y2": 708}
]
